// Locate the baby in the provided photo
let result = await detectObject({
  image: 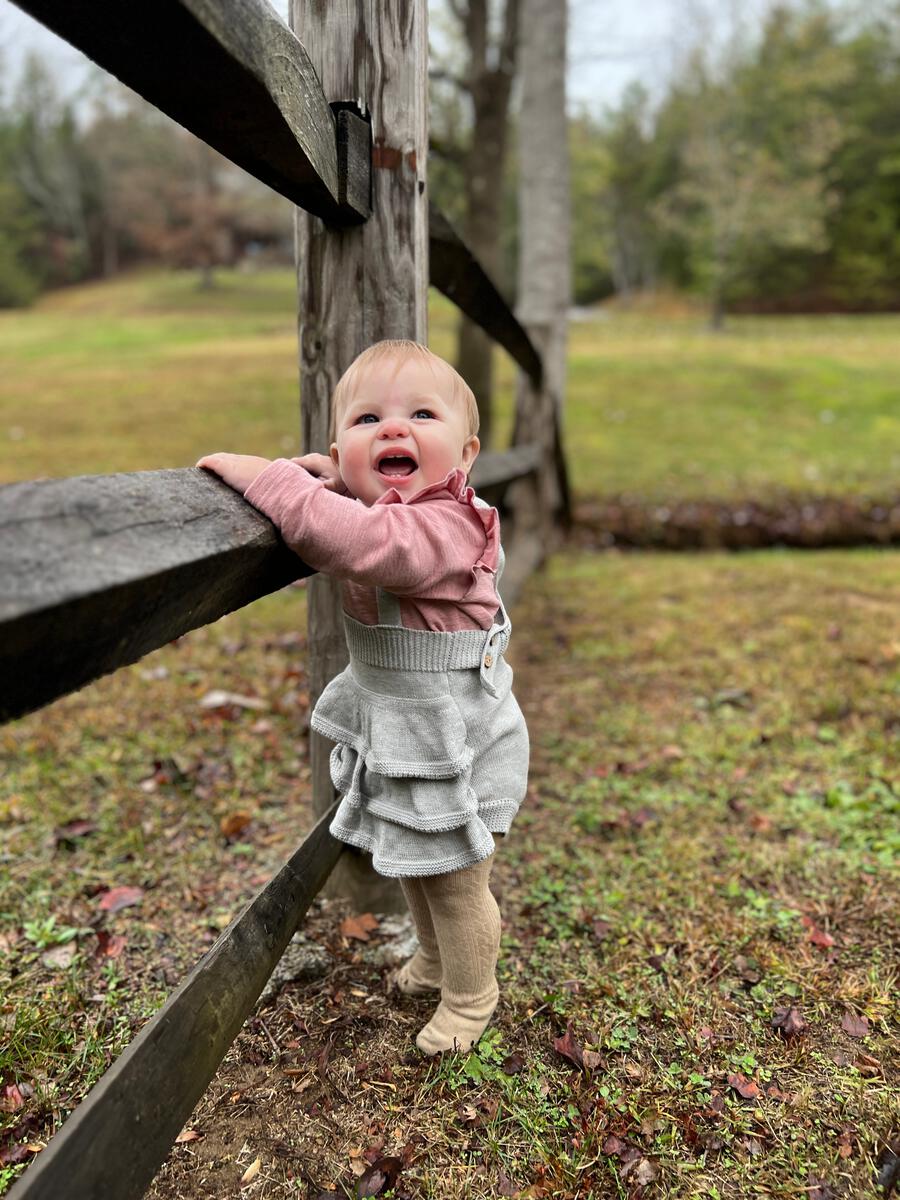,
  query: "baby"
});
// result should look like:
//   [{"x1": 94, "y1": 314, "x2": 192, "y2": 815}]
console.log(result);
[{"x1": 197, "y1": 339, "x2": 529, "y2": 1054}]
